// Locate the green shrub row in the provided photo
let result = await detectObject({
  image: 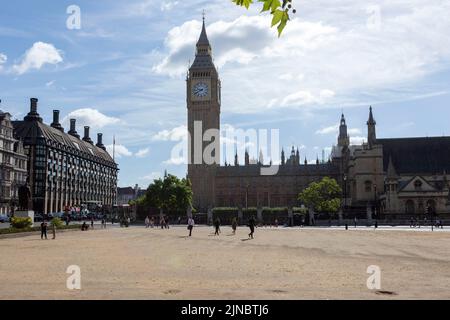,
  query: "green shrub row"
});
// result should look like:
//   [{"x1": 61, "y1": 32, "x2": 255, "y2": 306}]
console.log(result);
[
  {"x1": 0, "y1": 223, "x2": 81, "y2": 235},
  {"x1": 212, "y1": 207, "x2": 307, "y2": 215}
]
